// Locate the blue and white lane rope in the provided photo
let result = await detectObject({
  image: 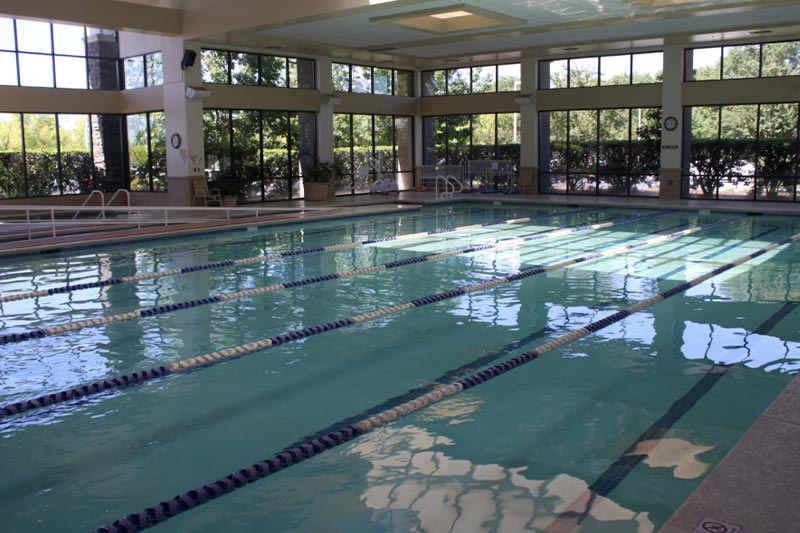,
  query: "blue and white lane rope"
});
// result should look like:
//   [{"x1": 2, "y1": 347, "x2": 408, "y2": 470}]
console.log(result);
[
  {"x1": 94, "y1": 231, "x2": 800, "y2": 533},
  {"x1": 0, "y1": 210, "x2": 669, "y2": 346},
  {"x1": 0, "y1": 215, "x2": 736, "y2": 420},
  {"x1": 0, "y1": 207, "x2": 605, "y2": 304}
]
